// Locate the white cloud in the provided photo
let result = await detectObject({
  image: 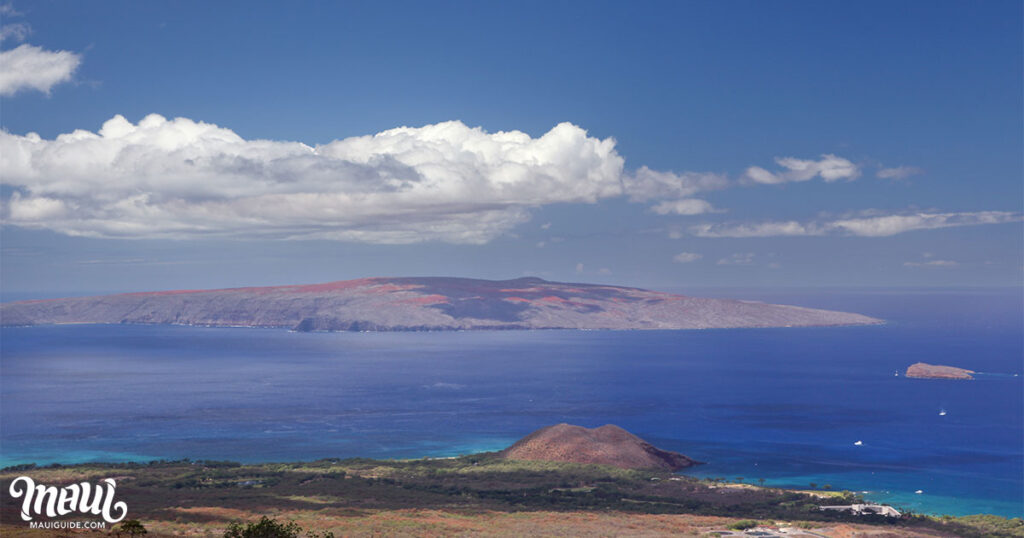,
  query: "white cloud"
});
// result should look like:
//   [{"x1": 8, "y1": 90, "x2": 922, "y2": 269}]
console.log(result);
[
  {"x1": 624, "y1": 166, "x2": 728, "y2": 200},
  {"x1": 598, "y1": 267, "x2": 612, "y2": 275},
  {"x1": 904, "y1": 260, "x2": 958, "y2": 267},
  {"x1": 6, "y1": 193, "x2": 67, "y2": 220},
  {"x1": 672, "y1": 252, "x2": 702, "y2": 264},
  {"x1": 877, "y1": 166, "x2": 923, "y2": 180},
  {"x1": 691, "y1": 220, "x2": 813, "y2": 238},
  {"x1": 1, "y1": 115, "x2": 630, "y2": 243},
  {"x1": 575, "y1": 262, "x2": 585, "y2": 273},
  {"x1": 0, "y1": 43, "x2": 81, "y2": 96},
  {"x1": 650, "y1": 198, "x2": 717, "y2": 215},
  {"x1": 717, "y1": 253, "x2": 755, "y2": 265},
  {"x1": 4, "y1": 113, "x2": 1003, "y2": 246},
  {"x1": 830, "y1": 212, "x2": 1020, "y2": 237},
  {"x1": 745, "y1": 154, "x2": 860, "y2": 184},
  {"x1": 691, "y1": 211, "x2": 1021, "y2": 238},
  {"x1": 623, "y1": 166, "x2": 727, "y2": 216},
  {"x1": 0, "y1": 22, "x2": 30, "y2": 43}
]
